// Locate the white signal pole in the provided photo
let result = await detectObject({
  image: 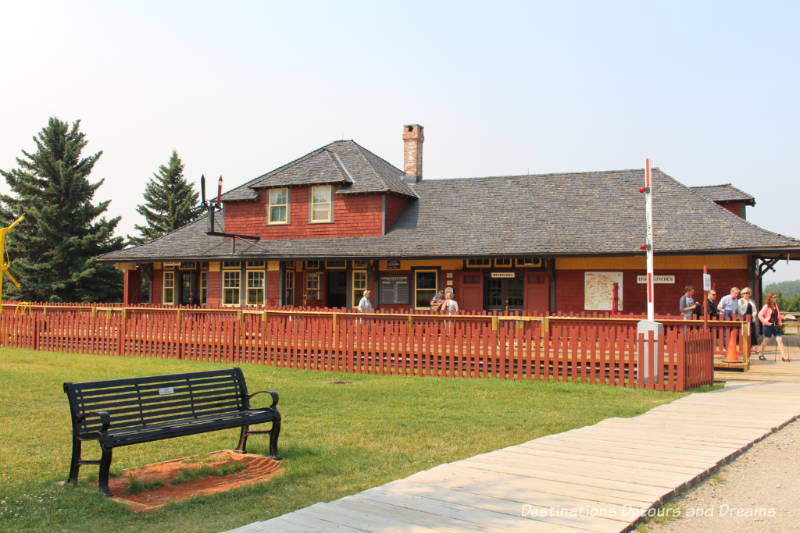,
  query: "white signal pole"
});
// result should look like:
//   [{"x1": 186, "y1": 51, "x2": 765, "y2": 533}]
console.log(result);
[{"x1": 644, "y1": 158, "x2": 655, "y2": 322}]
